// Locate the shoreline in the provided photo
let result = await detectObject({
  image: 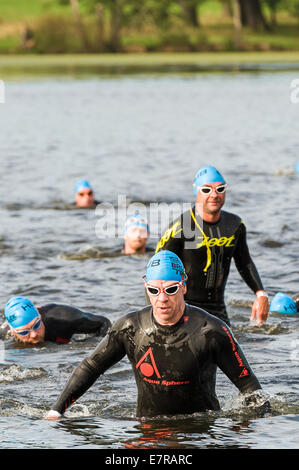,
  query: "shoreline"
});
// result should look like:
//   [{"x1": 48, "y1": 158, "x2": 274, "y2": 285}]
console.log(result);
[{"x1": 1, "y1": 51, "x2": 299, "y2": 78}]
